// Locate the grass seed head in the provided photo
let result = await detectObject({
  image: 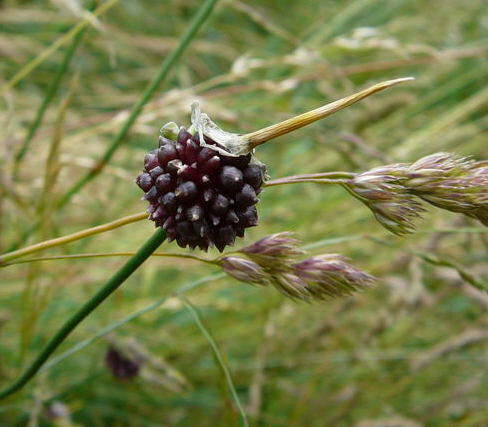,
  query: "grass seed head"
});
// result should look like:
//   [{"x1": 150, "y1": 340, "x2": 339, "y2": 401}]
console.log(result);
[
  {"x1": 404, "y1": 153, "x2": 488, "y2": 225},
  {"x1": 346, "y1": 166, "x2": 424, "y2": 235}
]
